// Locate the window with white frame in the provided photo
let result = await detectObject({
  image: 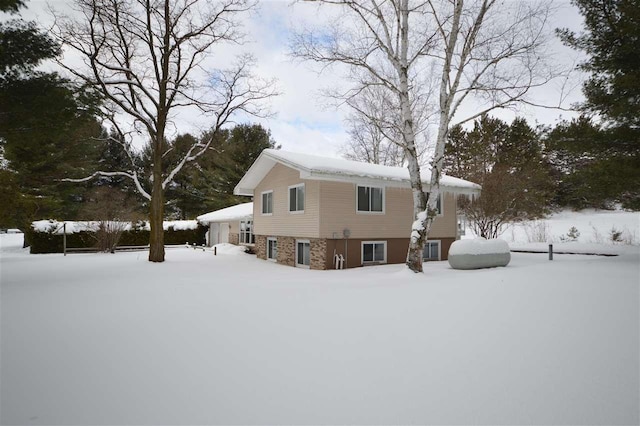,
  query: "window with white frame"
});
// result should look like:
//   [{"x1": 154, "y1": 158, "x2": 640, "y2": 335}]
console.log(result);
[
  {"x1": 357, "y1": 185, "x2": 384, "y2": 213},
  {"x1": 267, "y1": 237, "x2": 277, "y2": 260},
  {"x1": 296, "y1": 240, "x2": 310, "y2": 267},
  {"x1": 362, "y1": 241, "x2": 386, "y2": 264},
  {"x1": 289, "y1": 184, "x2": 305, "y2": 213},
  {"x1": 423, "y1": 240, "x2": 440, "y2": 261},
  {"x1": 425, "y1": 192, "x2": 443, "y2": 215},
  {"x1": 239, "y1": 220, "x2": 255, "y2": 244},
  {"x1": 261, "y1": 190, "x2": 273, "y2": 215}
]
